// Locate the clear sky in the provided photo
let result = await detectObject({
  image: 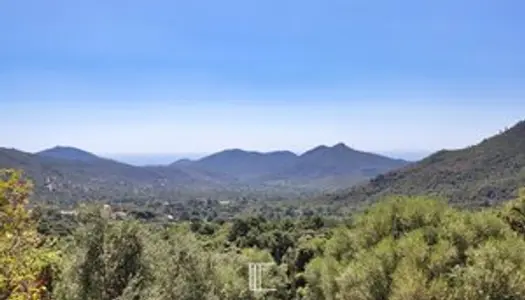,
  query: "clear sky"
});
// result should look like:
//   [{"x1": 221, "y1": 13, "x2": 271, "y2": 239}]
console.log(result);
[{"x1": 1, "y1": 0, "x2": 524, "y2": 157}]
